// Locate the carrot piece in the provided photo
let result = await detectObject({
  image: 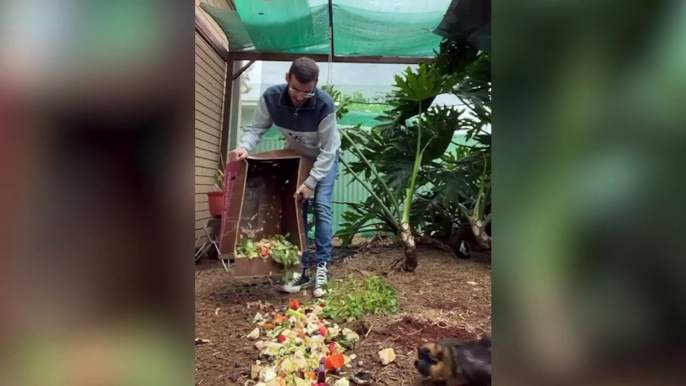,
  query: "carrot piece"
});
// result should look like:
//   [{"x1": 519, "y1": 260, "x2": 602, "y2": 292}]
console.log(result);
[{"x1": 325, "y1": 353, "x2": 345, "y2": 371}]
